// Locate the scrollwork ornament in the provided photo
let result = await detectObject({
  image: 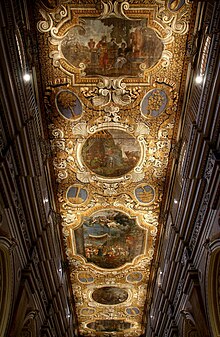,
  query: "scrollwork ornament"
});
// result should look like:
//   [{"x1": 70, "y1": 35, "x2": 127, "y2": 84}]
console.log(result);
[
  {"x1": 161, "y1": 50, "x2": 173, "y2": 68},
  {"x1": 171, "y1": 14, "x2": 189, "y2": 35},
  {"x1": 53, "y1": 158, "x2": 67, "y2": 170},
  {"x1": 99, "y1": 0, "x2": 130, "y2": 20},
  {"x1": 143, "y1": 212, "x2": 159, "y2": 226},
  {"x1": 50, "y1": 5, "x2": 68, "y2": 23},
  {"x1": 91, "y1": 78, "x2": 133, "y2": 107},
  {"x1": 157, "y1": 2, "x2": 190, "y2": 36},
  {"x1": 37, "y1": 9, "x2": 53, "y2": 32},
  {"x1": 51, "y1": 128, "x2": 64, "y2": 138},
  {"x1": 150, "y1": 227, "x2": 158, "y2": 237},
  {"x1": 103, "y1": 105, "x2": 120, "y2": 122},
  {"x1": 49, "y1": 50, "x2": 61, "y2": 67},
  {"x1": 57, "y1": 170, "x2": 68, "y2": 181}
]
